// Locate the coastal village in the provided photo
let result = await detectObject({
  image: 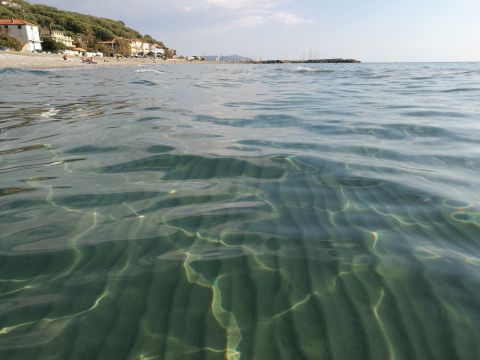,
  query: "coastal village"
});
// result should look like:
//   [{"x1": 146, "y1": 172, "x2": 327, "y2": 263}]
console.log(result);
[{"x1": 0, "y1": 0, "x2": 177, "y2": 59}]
